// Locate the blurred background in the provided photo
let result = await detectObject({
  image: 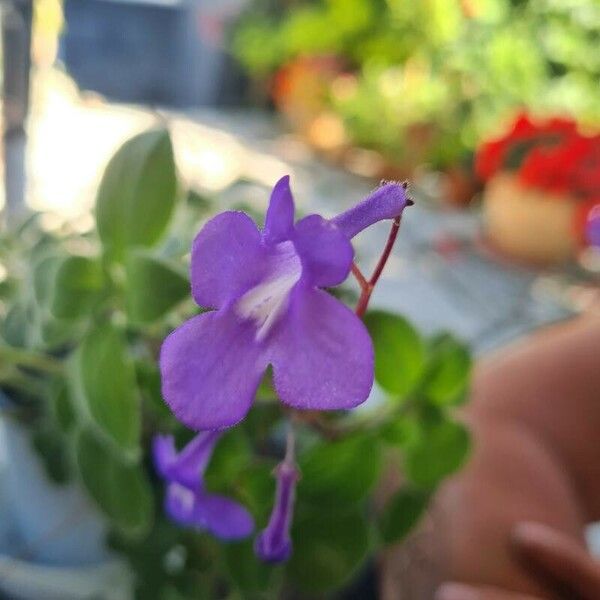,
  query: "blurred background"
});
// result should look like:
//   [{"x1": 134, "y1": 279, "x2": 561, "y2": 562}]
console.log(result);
[
  {"x1": 0, "y1": 0, "x2": 598, "y2": 598},
  {"x1": 3, "y1": 0, "x2": 599, "y2": 343}
]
